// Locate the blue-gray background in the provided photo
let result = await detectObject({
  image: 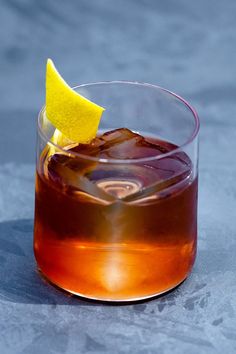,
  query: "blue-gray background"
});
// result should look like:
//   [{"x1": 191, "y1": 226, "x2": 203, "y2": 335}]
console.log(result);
[{"x1": 0, "y1": 1, "x2": 236, "y2": 353}]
